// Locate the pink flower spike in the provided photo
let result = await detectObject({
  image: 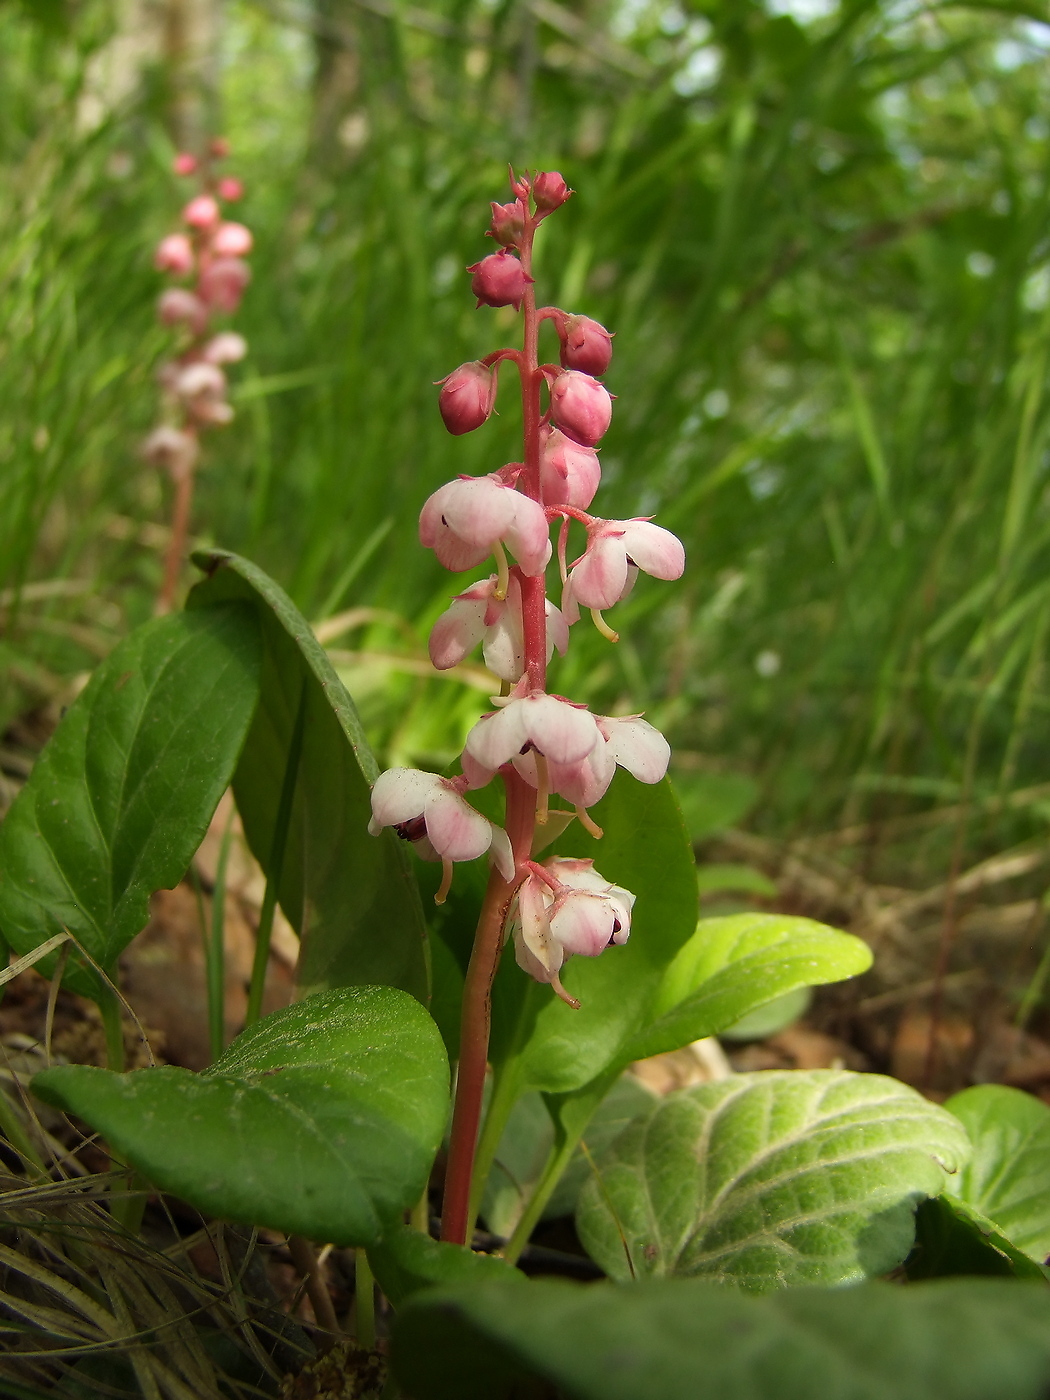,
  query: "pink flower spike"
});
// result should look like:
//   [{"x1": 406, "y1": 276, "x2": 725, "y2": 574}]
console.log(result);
[
  {"x1": 559, "y1": 315, "x2": 613, "y2": 377},
  {"x1": 549, "y1": 370, "x2": 613, "y2": 447},
  {"x1": 465, "y1": 688, "x2": 601, "y2": 772},
  {"x1": 468, "y1": 250, "x2": 530, "y2": 311},
  {"x1": 154, "y1": 233, "x2": 194, "y2": 275},
  {"x1": 198, "y1": 257, "x2": 251, "y2": 313},
  {"x1": 218, "y1": 176, "x2": 244, "y2": 201},
  {"x1": 183, "y1": 194, "x2": 220, "y2": 228},
  {"x1": 213, "y1": 221, "x2": 253, "y2": 257},
  {"x1": 437, "y1": 361, "x2": 498, "y2": 436},
  {"x1": 141, "y1": 425, "x2": 199, "y2": 481},
  {"x1": 596, "y1": 715, "x2": 670, "y2": 784},
  {"x1": 173, "y1": 152, "x2": 197, "y2": 176},
  {"x1": 157, "y1": 288, "x2": 207, "y2": 334},
  {"x1": 419, "y1": 475, "x2": 551, "y2": 576},
  {"x1": 540, "y1": 427, "x2": 601, "y2": 509}
]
